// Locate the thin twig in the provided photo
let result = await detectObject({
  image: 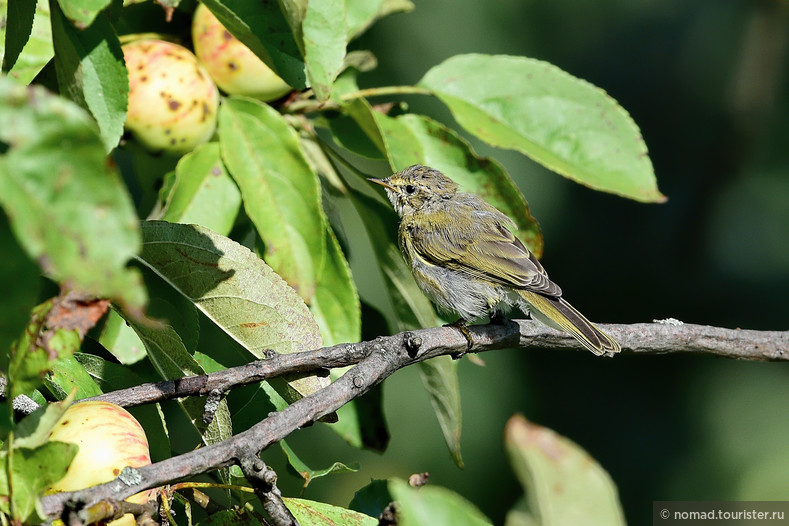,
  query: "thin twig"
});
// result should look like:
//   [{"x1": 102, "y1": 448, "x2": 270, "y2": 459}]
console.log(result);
[{"x1": 39, "y1": 320, "x2": 789, "y2": 520}]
